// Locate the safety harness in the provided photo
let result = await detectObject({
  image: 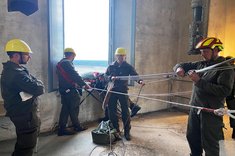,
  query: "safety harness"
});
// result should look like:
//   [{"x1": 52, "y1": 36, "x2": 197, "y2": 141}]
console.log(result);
[{"x1": 56, "y1": 61, "x2": 76, "y2": 87}]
